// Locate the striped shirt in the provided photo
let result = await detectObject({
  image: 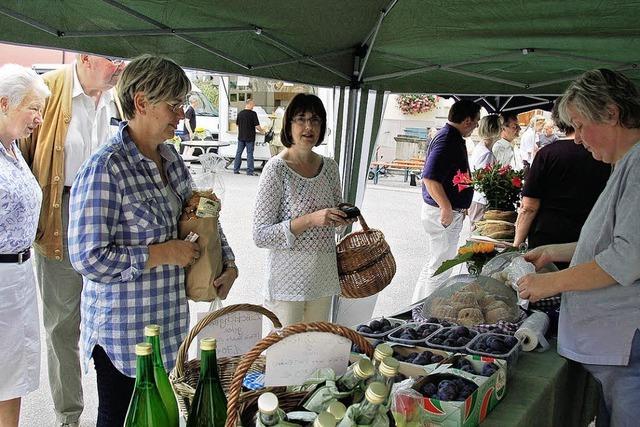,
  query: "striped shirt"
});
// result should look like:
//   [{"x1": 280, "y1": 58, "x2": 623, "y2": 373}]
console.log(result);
[{"x1": 69, "y1": 122, "x2": 234, "y2": 376}]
